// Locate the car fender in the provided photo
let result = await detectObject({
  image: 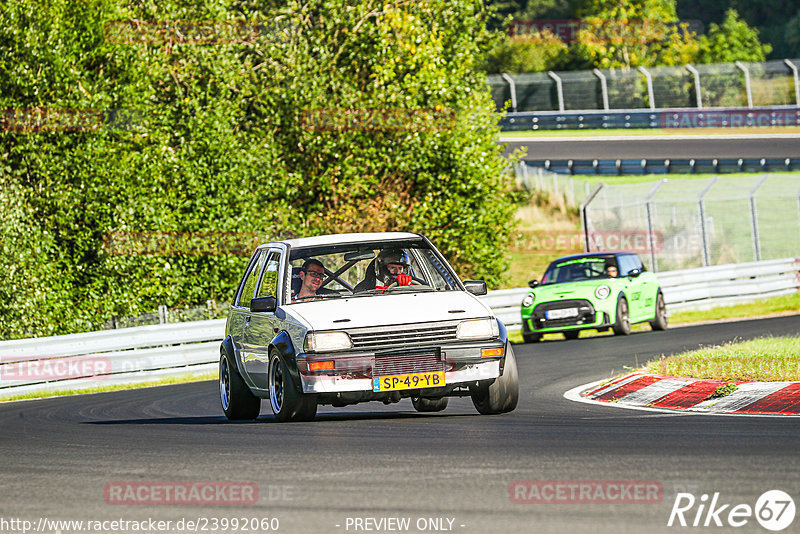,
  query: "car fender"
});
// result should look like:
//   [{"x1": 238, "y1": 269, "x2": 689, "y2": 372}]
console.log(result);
[
  {"x1": 496, "y1": 318, "x2": 509, "y2": 374},
  {"x1": 220, "y1": 335, "x2": 251, "y2": 384},
  {"x1": 269, "y1": 330, "x2": 303, "y2": 394},
  {"x1": 614, "y1": 291, "x2": 628, "y2": 322}
]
